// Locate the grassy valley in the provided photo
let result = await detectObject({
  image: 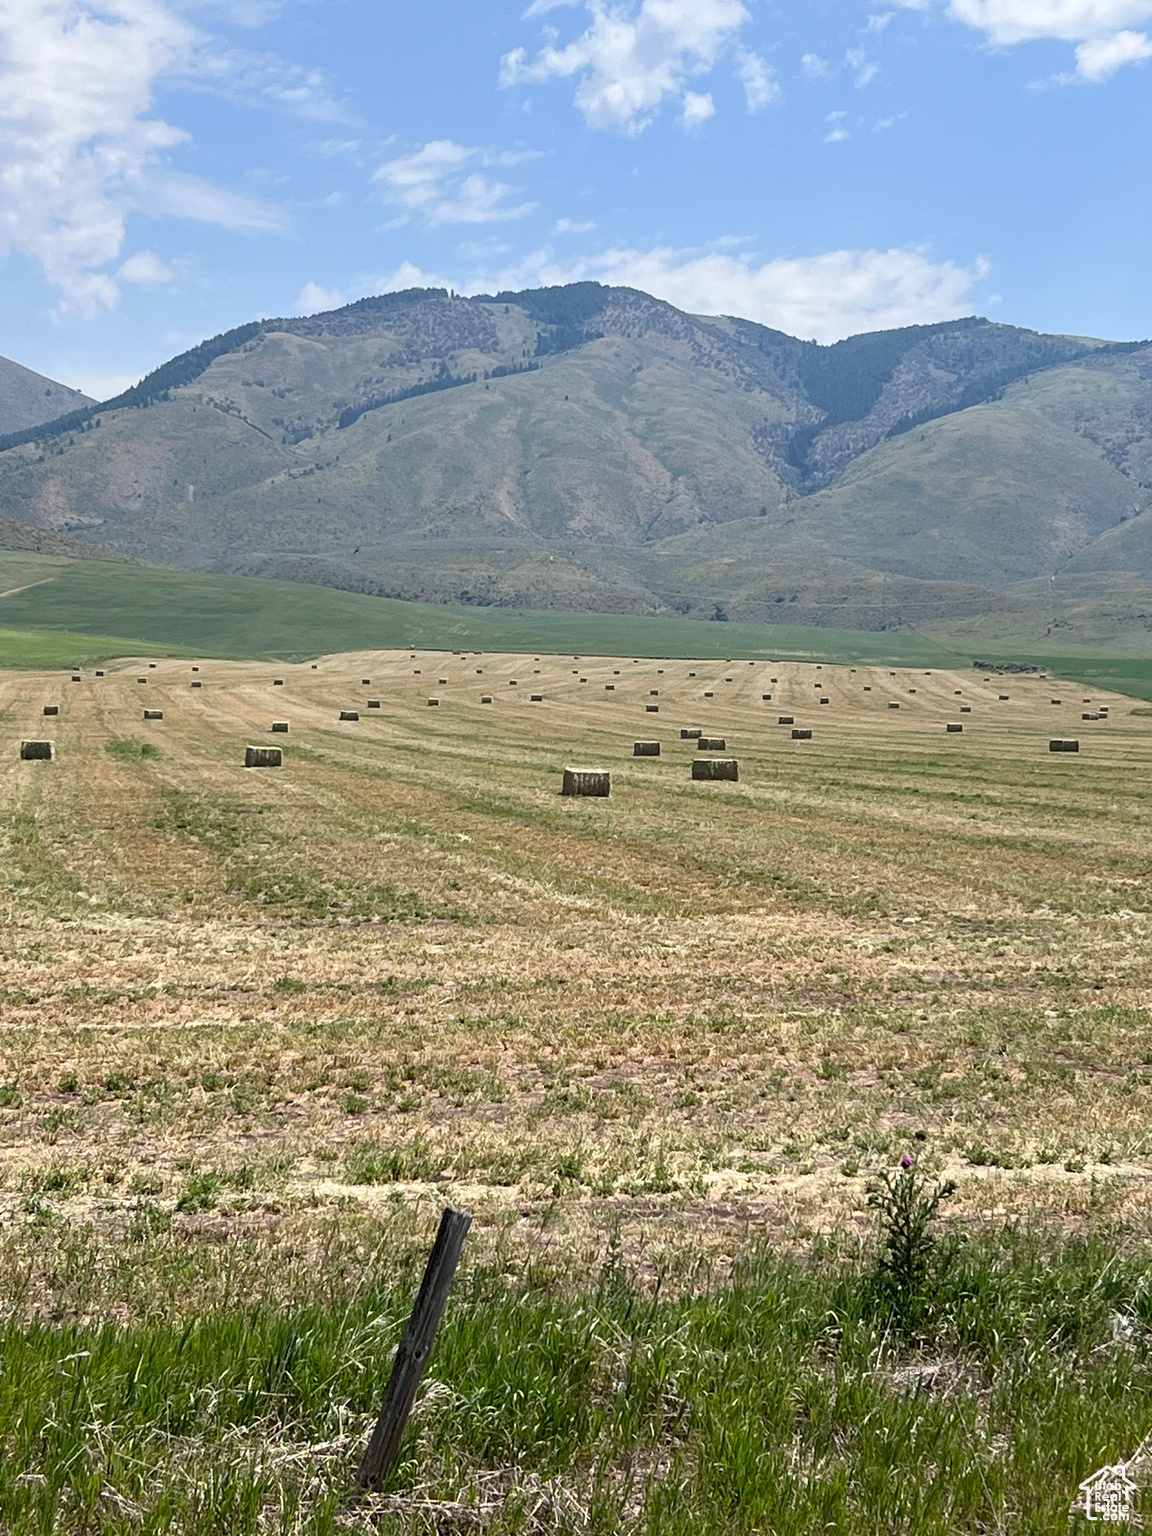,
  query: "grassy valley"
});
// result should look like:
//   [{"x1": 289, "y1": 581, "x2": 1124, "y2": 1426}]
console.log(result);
[{"x1": 3, "y1": 644, "x2": 1152, "y2": 1529}]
